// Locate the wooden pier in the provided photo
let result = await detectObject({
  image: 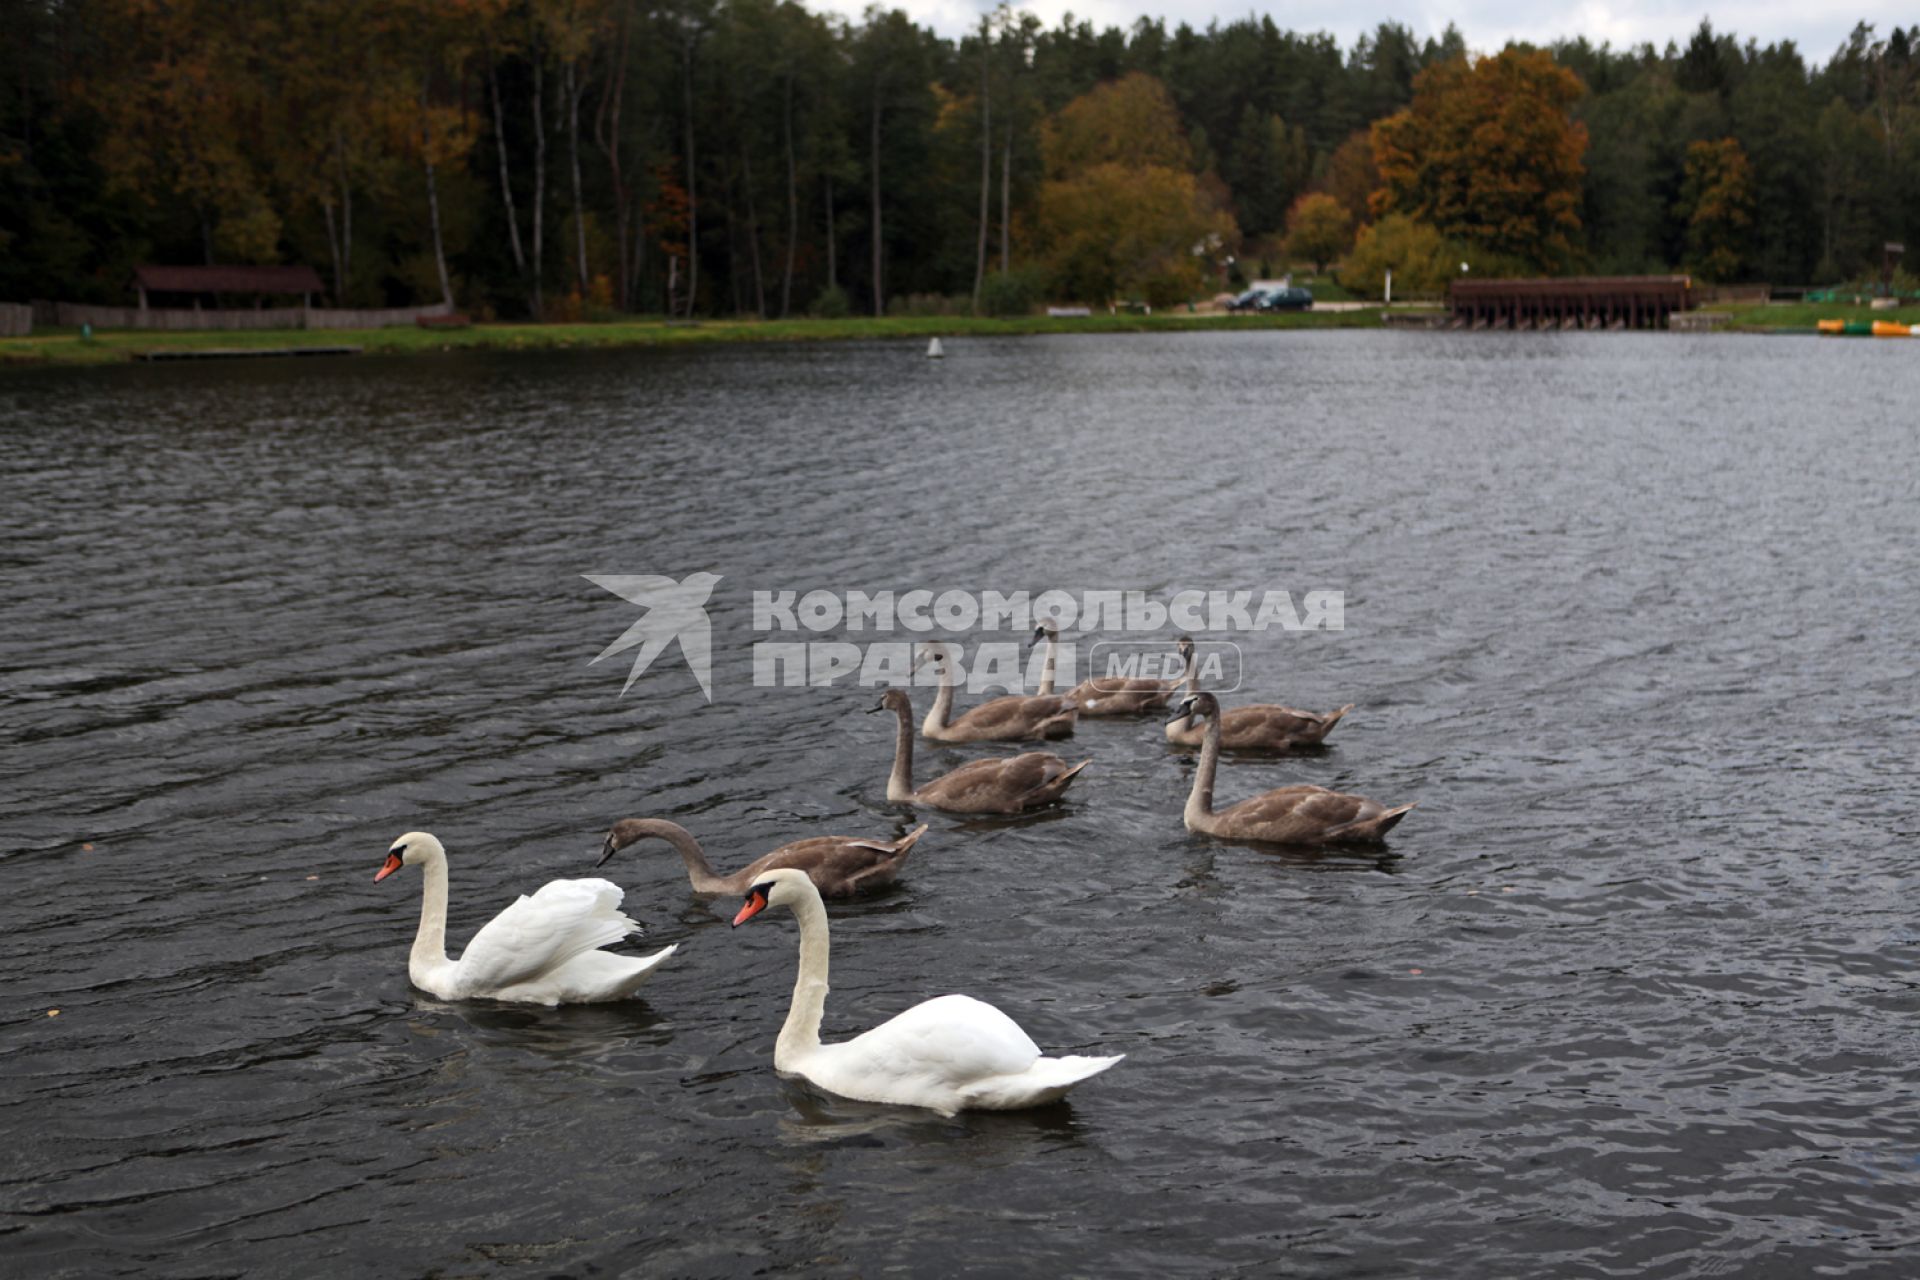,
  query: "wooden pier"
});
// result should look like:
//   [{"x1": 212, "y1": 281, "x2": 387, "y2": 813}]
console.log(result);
[{"x1": 1448, "y1": 276, "x2": 1695, "y2": 331}]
